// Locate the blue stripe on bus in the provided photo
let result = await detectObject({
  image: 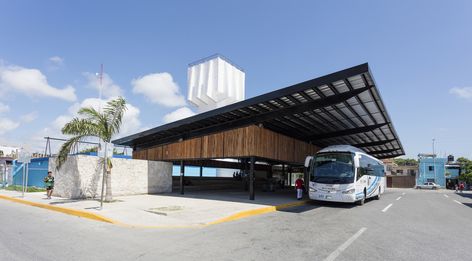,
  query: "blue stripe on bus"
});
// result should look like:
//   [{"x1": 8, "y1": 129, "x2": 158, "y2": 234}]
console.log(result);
[{"x1": 356, "y1": 176, "x2": 379, "y2": 197}]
